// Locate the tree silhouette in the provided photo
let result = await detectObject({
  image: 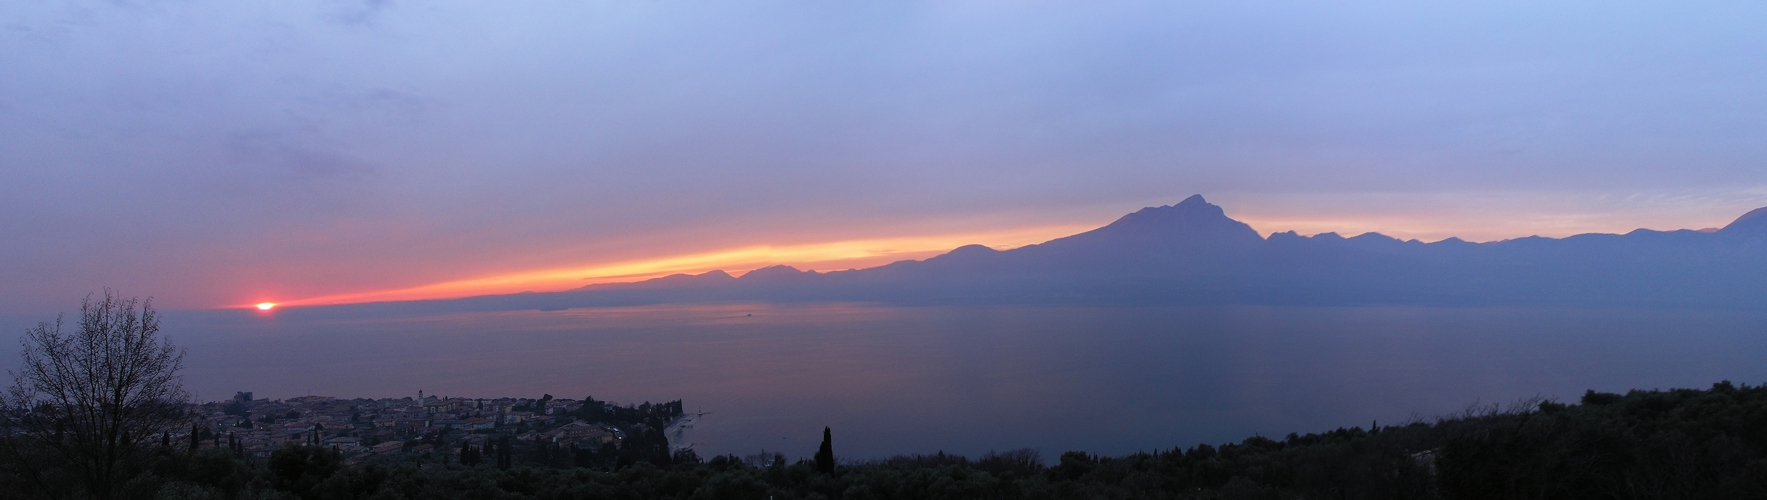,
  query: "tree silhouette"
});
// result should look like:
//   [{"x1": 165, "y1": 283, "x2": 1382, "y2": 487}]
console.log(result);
[
  {"x1": 815, "y1": 427, "x2": 835, "y2": 474},
  {"x1": 1, "y1": 291, "x2": 188, "y2": 500},
  {"x1": 497, "y1": 435, "x2": 512, "y2": 470}
]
